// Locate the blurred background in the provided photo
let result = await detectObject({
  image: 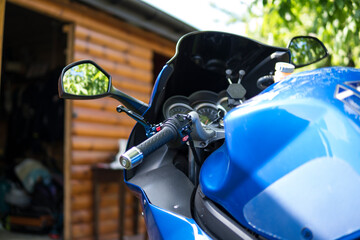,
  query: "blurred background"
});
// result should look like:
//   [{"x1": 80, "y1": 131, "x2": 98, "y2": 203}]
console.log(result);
[
  {"x1": 144, "y1": 0, "x2": 360, "y2": 68},
  {"x1": 0, "y1": 0, "x2": 358, "y2": 240}
]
